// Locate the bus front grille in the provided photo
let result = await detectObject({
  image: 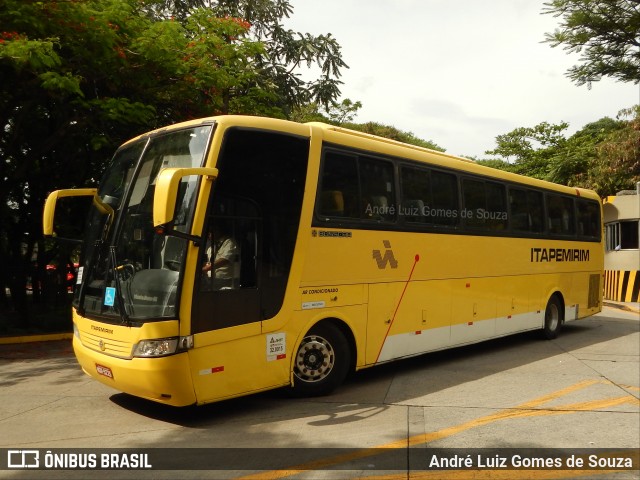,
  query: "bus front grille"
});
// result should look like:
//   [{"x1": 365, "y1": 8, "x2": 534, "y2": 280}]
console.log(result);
[{"x1": 80, "y1": 331, "x2": 133, "y2": 359}]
